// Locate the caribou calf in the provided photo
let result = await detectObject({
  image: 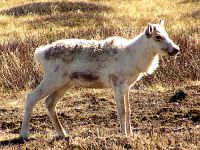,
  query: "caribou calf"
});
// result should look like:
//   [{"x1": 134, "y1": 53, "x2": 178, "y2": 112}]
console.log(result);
[{"x1": 20, "y1": 20, "x2": 180, "y2": 139}]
